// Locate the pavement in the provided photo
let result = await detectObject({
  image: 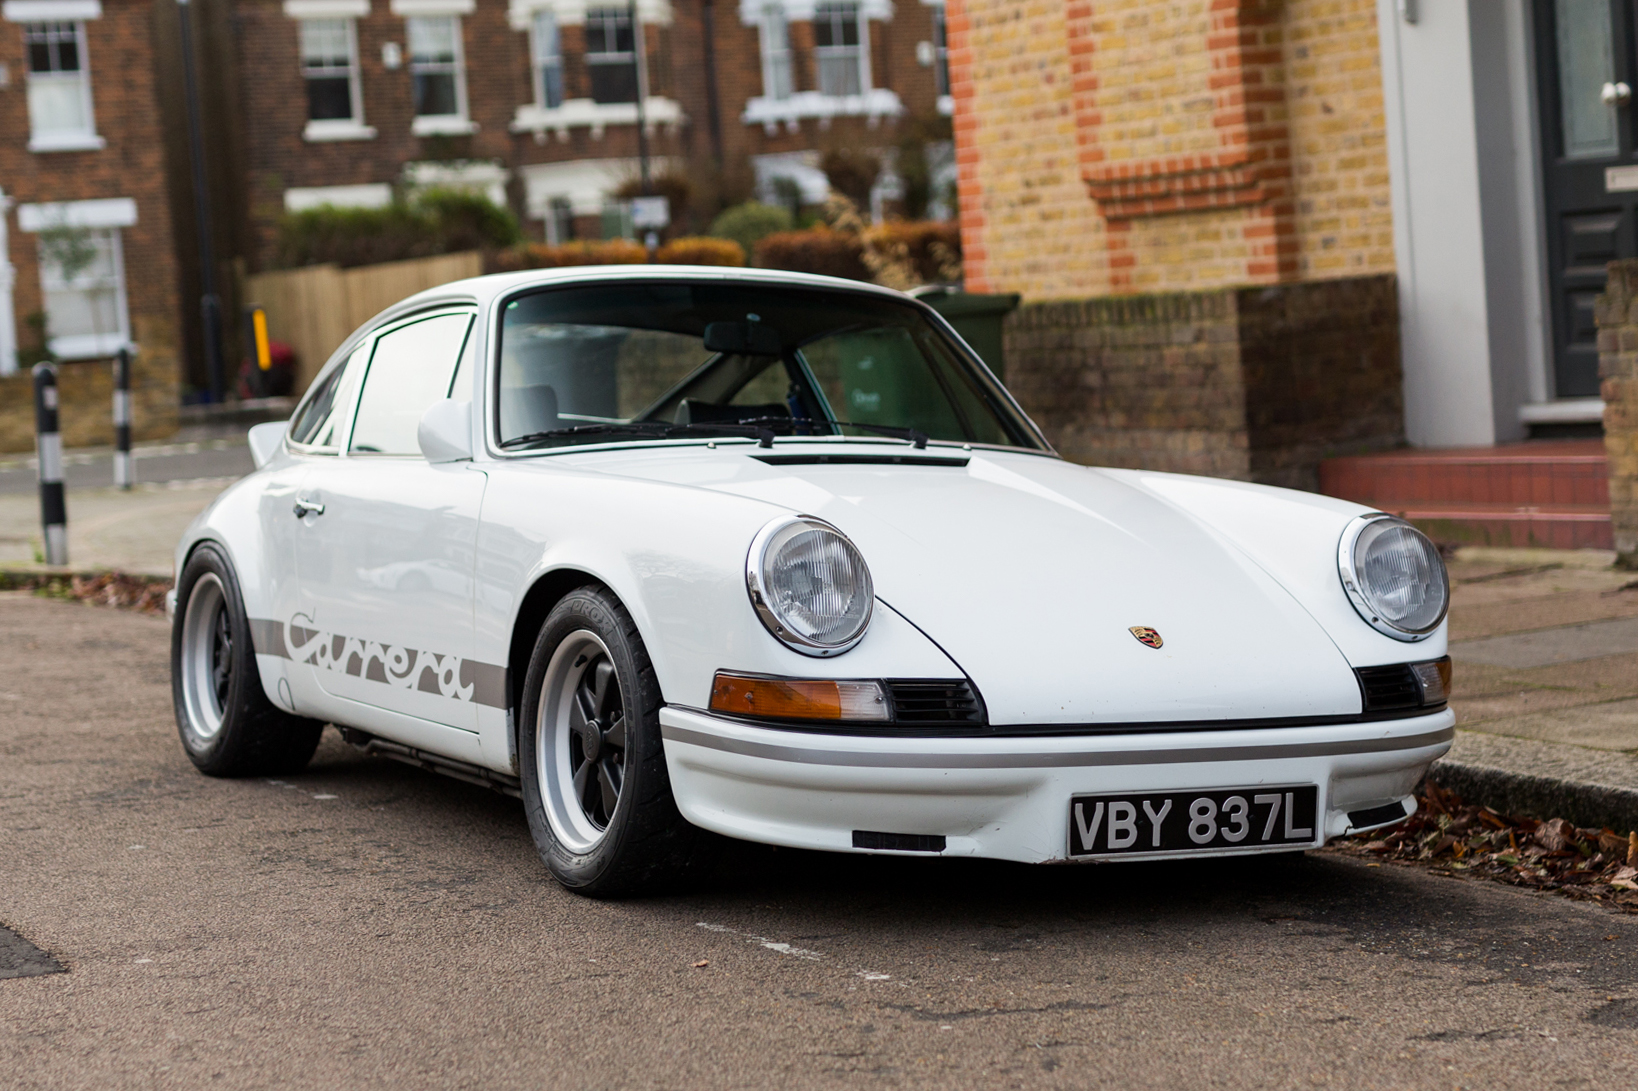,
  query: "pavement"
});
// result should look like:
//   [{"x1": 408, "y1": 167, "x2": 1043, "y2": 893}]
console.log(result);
[
  {"x1": 1438, "y1": 548, "x2": 1638, "y2": 831},
  {"x1": 4, "y1": 591, "x2": 1638, "y2": 1088}
]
